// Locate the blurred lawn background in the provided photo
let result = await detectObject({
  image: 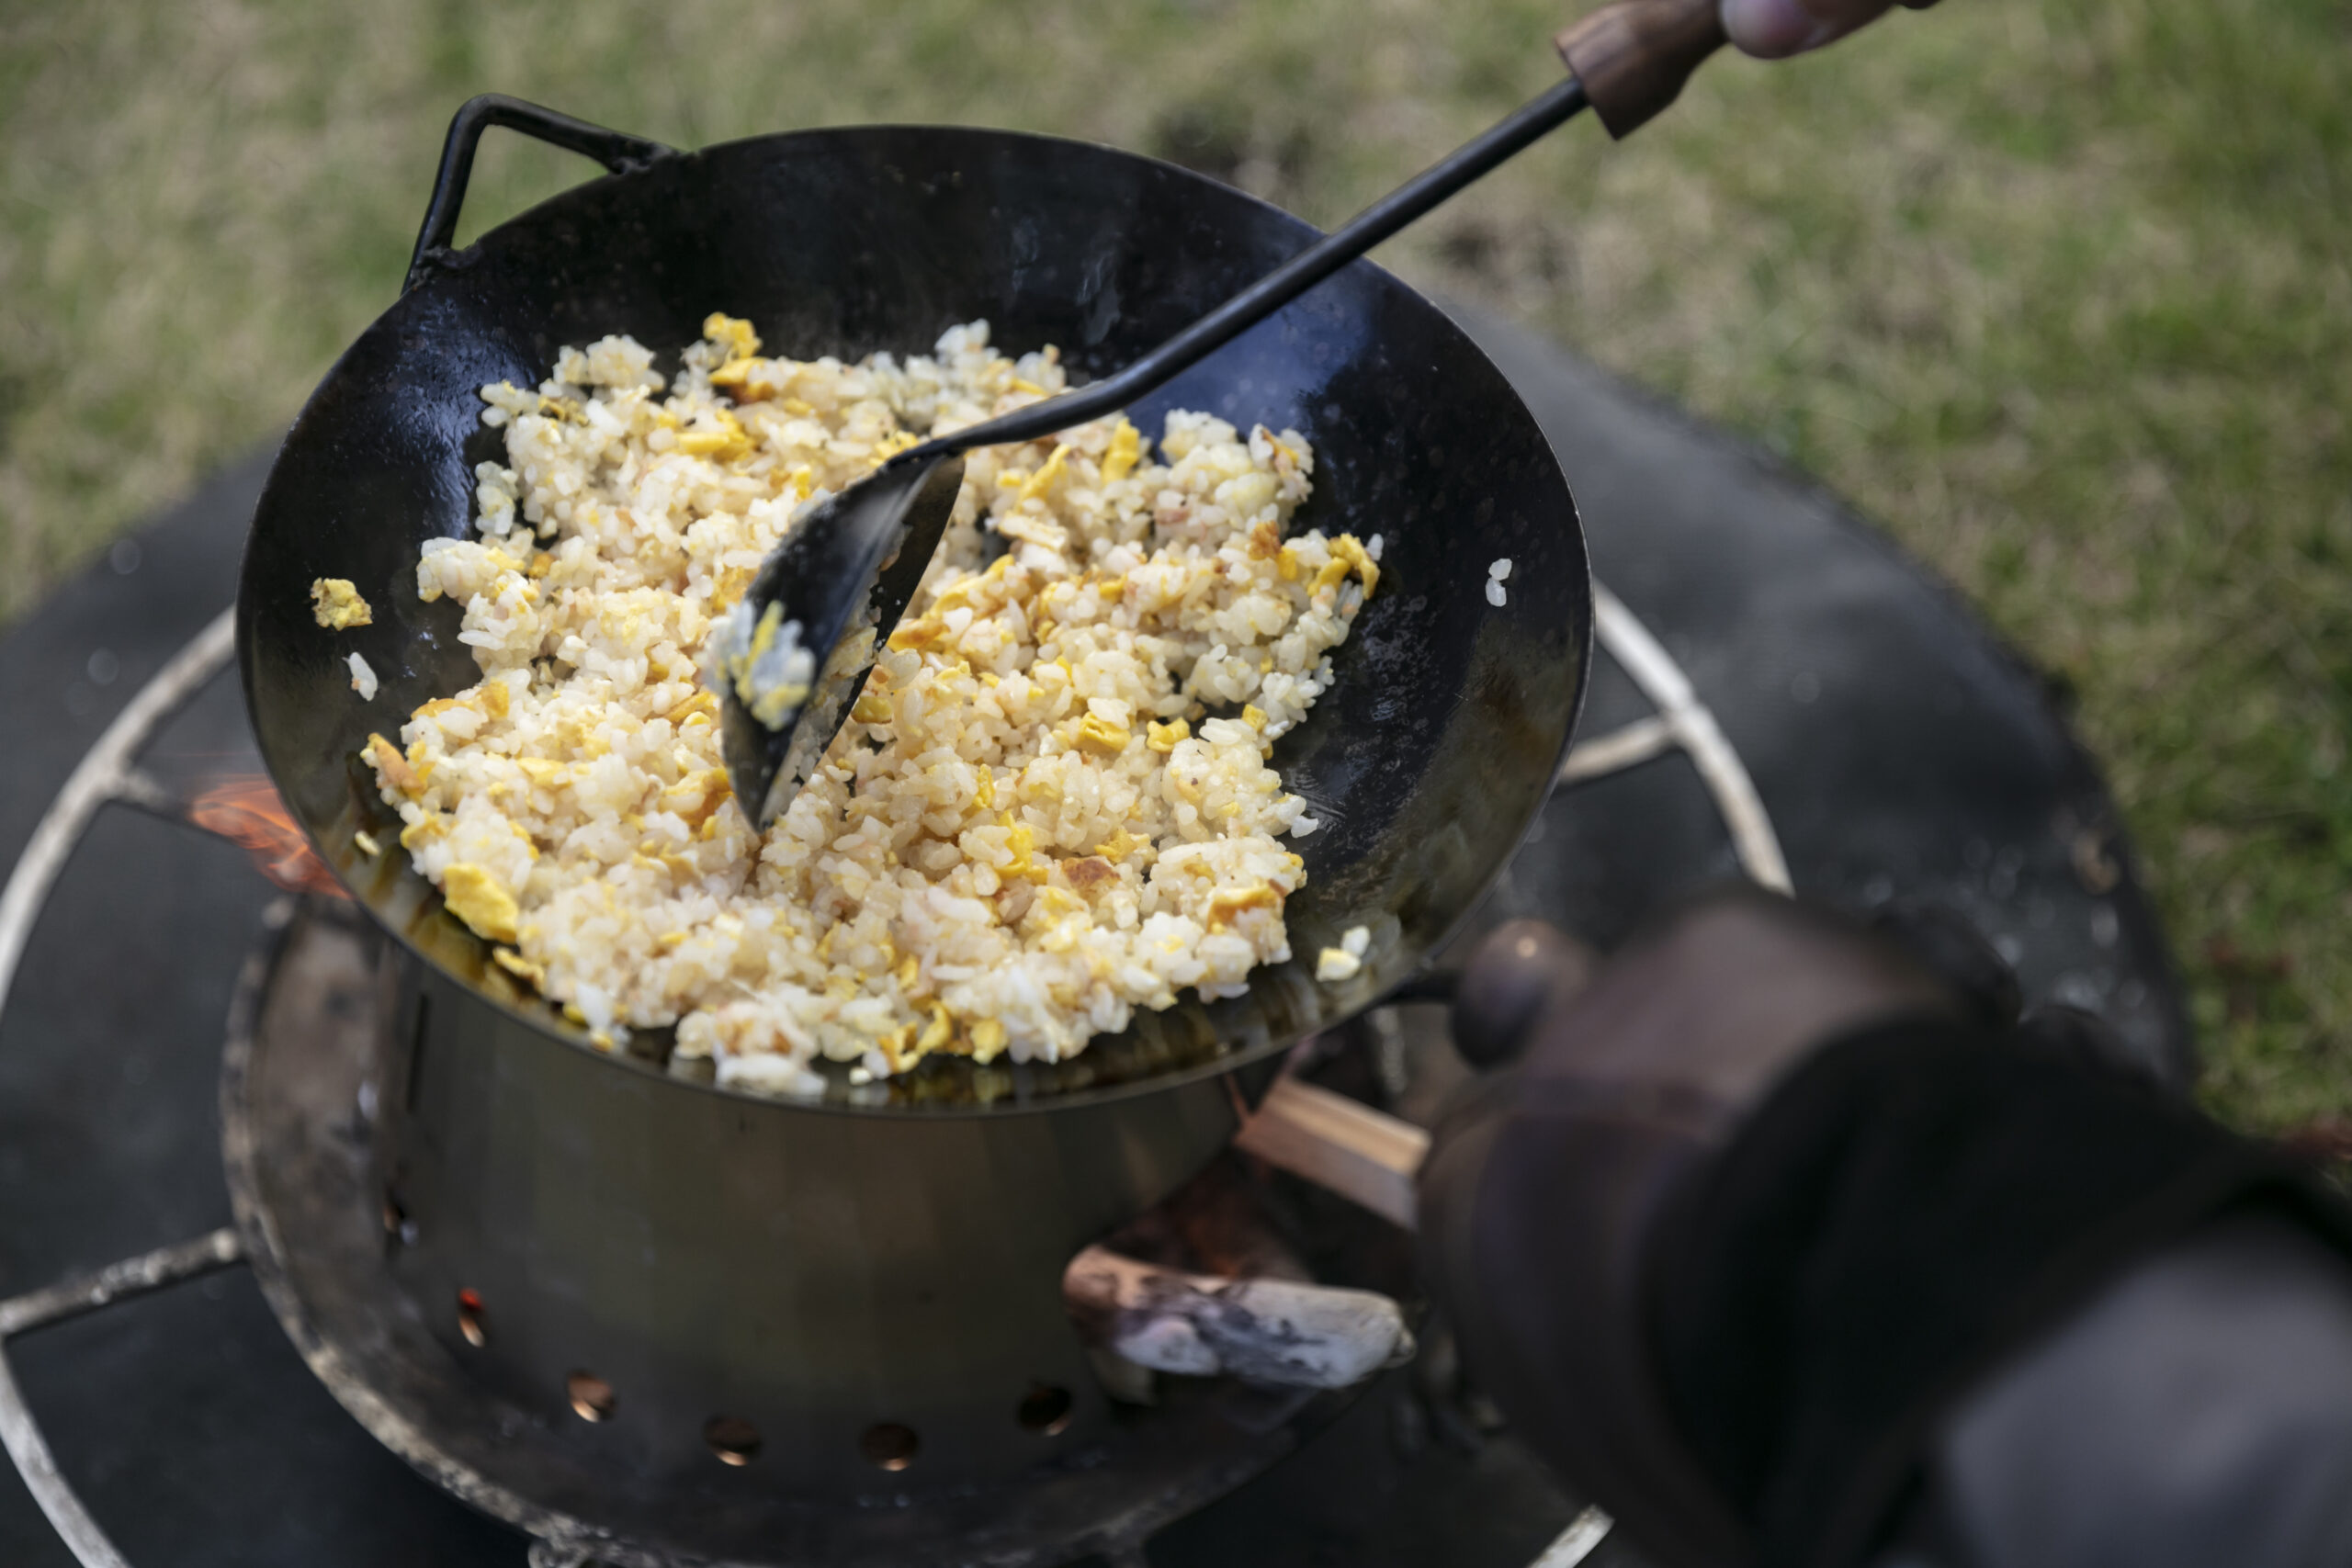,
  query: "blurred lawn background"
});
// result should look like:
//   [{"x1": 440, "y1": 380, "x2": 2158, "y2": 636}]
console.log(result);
[{"x1": 3, "y1": 0, "x2": 2346, "y2": 1132}]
